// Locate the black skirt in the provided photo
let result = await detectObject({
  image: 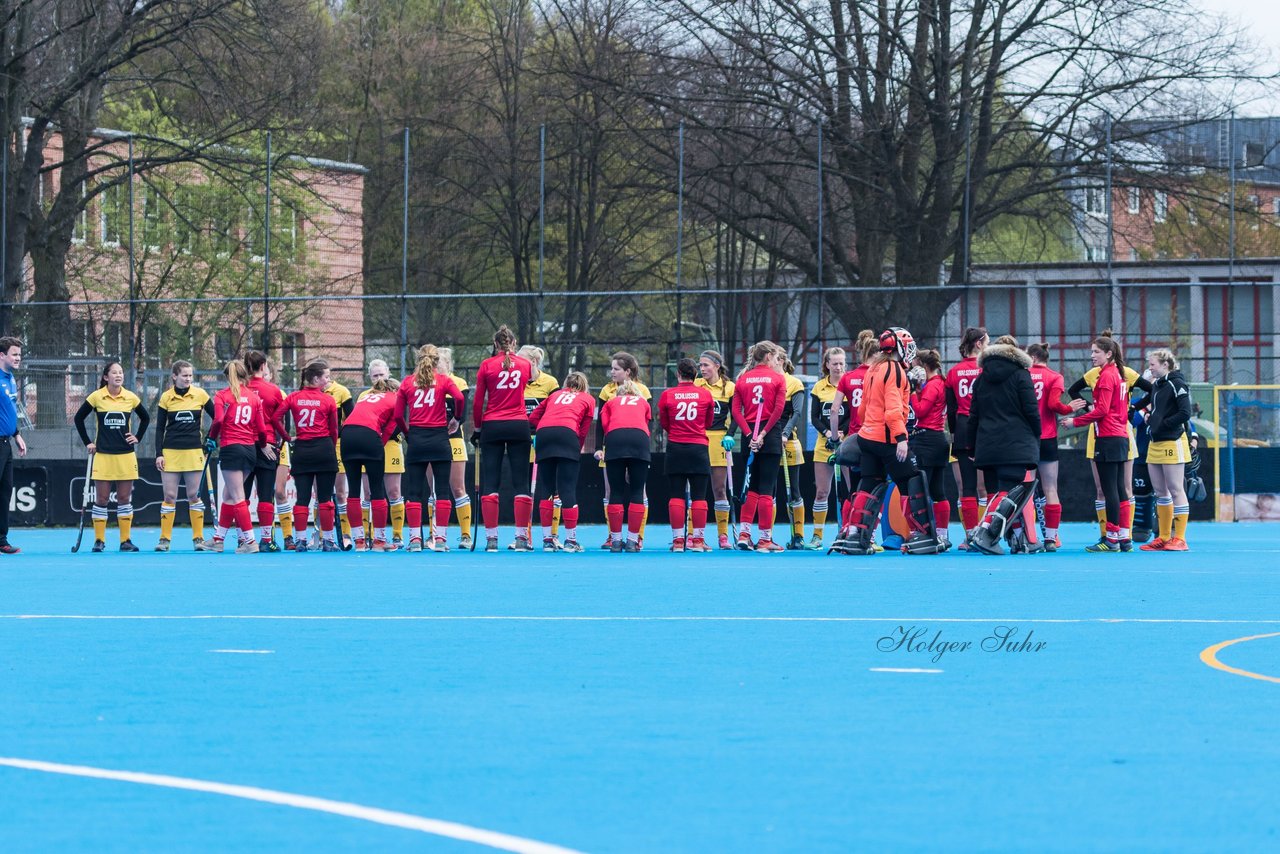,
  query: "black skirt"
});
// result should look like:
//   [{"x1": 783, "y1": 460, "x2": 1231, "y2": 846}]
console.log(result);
[
  {"x1": 535, "y1": 426, "x2": 581, "y2": 462},
  {"x1": 1094, "y1": 435, "x2": 1129, "y2": 463},
  {"x1": 478, "y1": 418, "x2": 531, "y2": 444},
  {"x1": 665, "y1": 440, "x2": 711, "y2": 475},
  {"x1": 603, "y1": 427, "x2": 651, "y2": 462},
  {"x1": 339, "y1": 425, "x2": 384, "y2": 462},
  {"x1": 405, "y1": 426, "x2": 452, "y2": 464},
  {"x1": 219, "y1": 443, "x2": 258, "y2": 475},
  {"x1": 291, "y1": 437, "x2": 338, "y2": 475},
  {"x1": 1039, "y1": 437, "x2": 1060, "y2": 463},
  {"x1": 909, "y1": 428, "x2": 949, "y2": 468}
]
